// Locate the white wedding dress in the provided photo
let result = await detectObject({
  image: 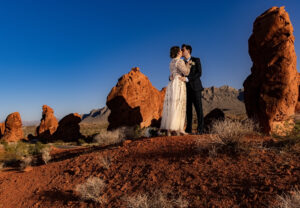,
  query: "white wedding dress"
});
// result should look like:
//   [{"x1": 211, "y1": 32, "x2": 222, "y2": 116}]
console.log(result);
[{"x1": 160, "y1": 58, "x2": 190, "y2": 132}]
